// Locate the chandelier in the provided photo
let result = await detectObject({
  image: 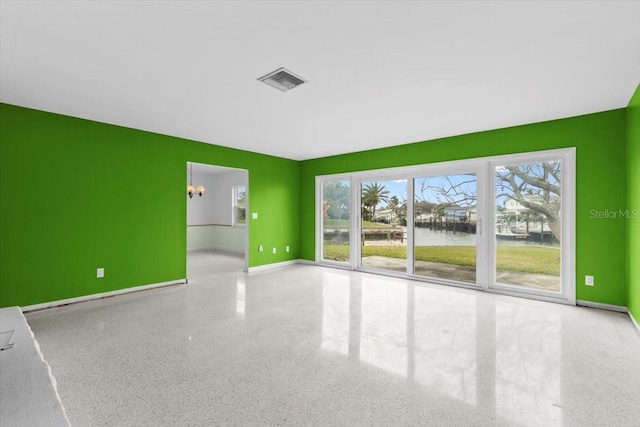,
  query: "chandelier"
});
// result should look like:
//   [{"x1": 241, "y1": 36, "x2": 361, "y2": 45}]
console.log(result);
[{"x1": 187, "y1": 164, "x2": 205, "y2": 198}]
